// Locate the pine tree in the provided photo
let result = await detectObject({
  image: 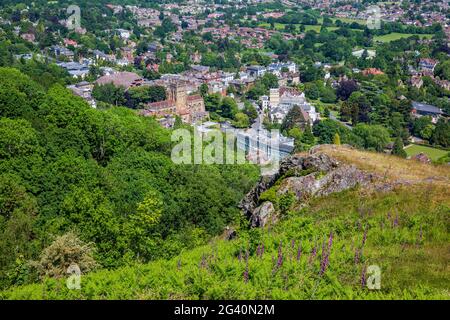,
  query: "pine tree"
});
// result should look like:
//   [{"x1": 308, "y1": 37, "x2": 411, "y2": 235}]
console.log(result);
[
  {"x1": 333, "y1": 133, "x2": 341, "y2": 145},
  {"x1": 392, "y1": 137, "x2": 407, "y2": 158}
]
